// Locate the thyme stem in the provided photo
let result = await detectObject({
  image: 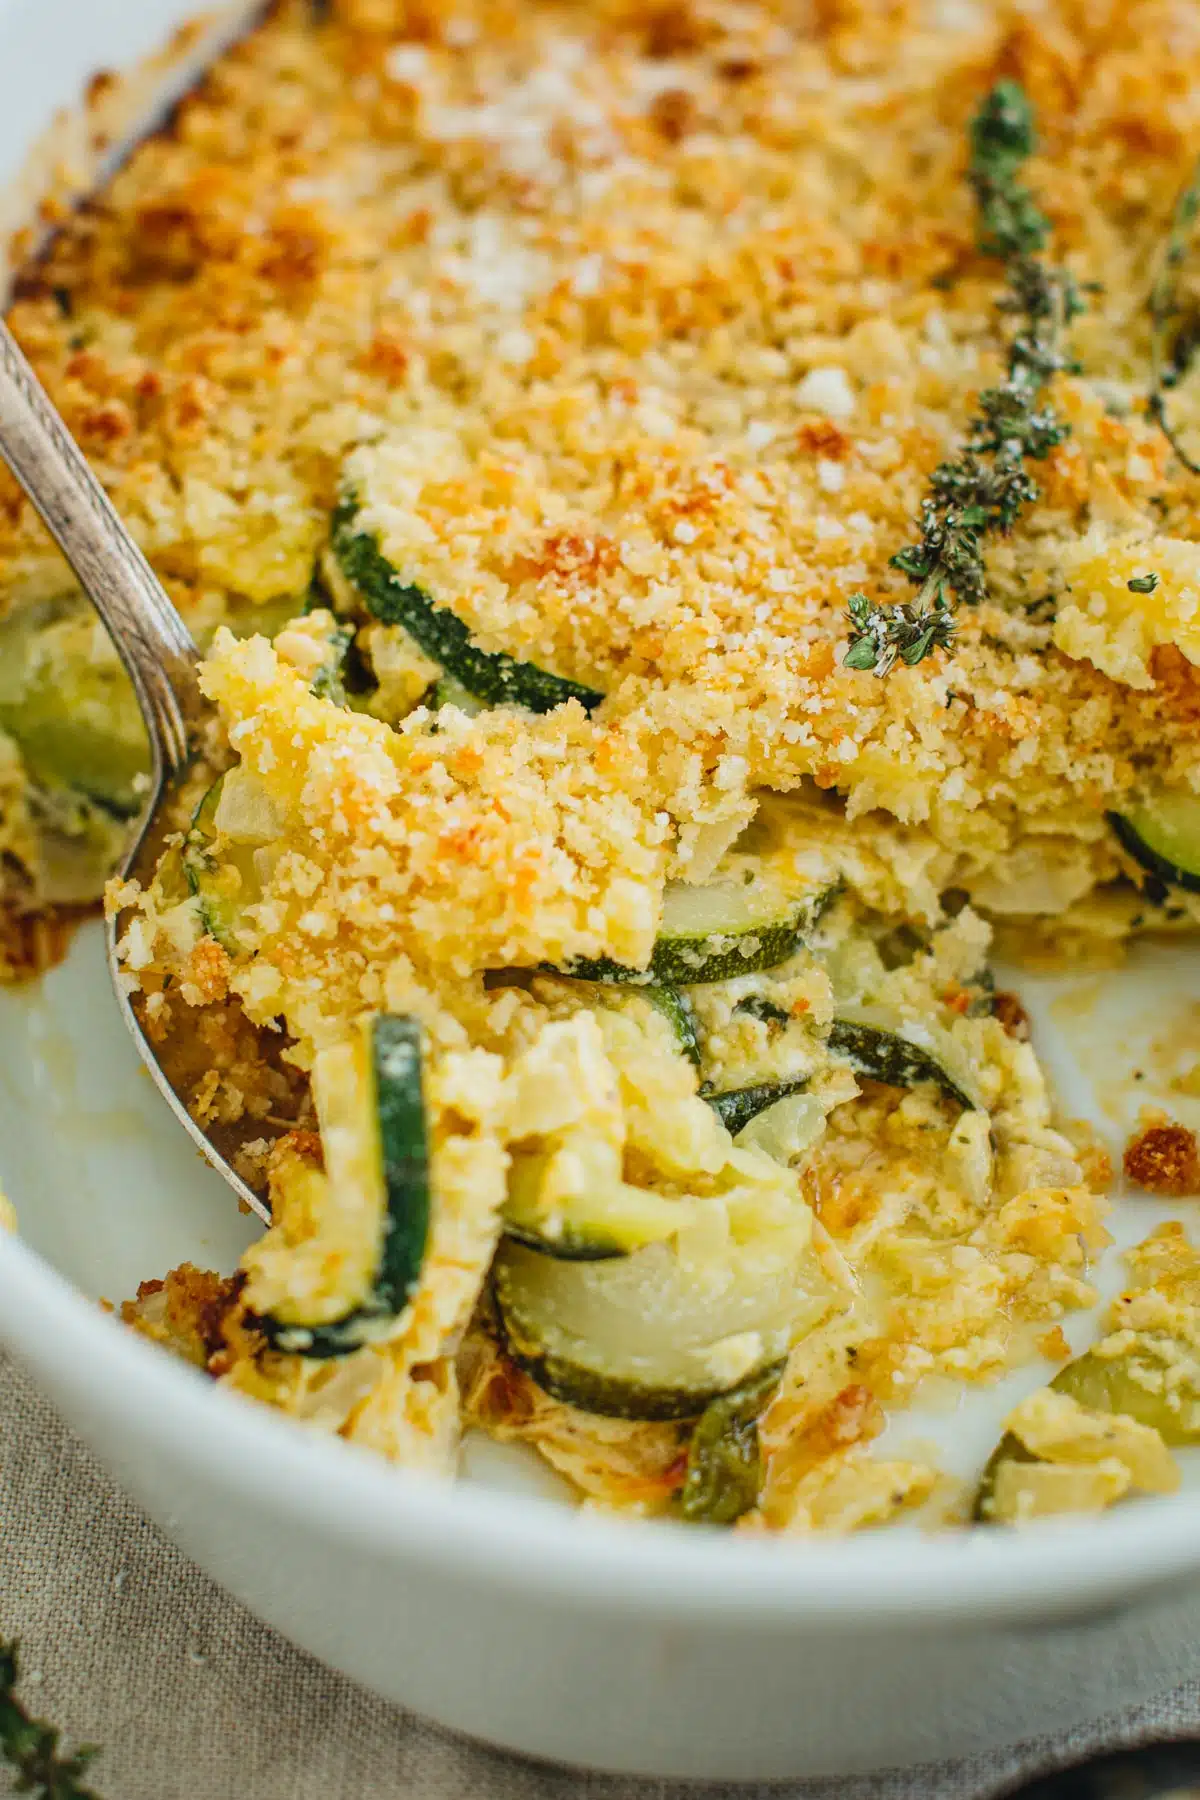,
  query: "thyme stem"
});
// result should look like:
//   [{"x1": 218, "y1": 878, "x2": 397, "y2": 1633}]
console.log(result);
[
  {"x1": 844, "y1": 81, "x2": 1083, "y2": 677},
  {"x1": 0, "y1": 1639, "x2": 103, "y2": 1800}
]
